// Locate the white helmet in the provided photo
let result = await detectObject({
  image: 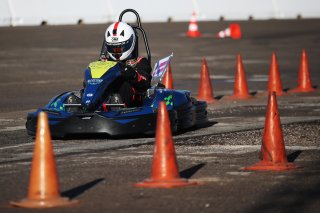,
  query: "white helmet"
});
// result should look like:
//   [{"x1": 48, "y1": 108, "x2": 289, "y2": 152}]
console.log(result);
[{"x1": 105, "y1": 22, "x2": 136, "y2": 61}]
